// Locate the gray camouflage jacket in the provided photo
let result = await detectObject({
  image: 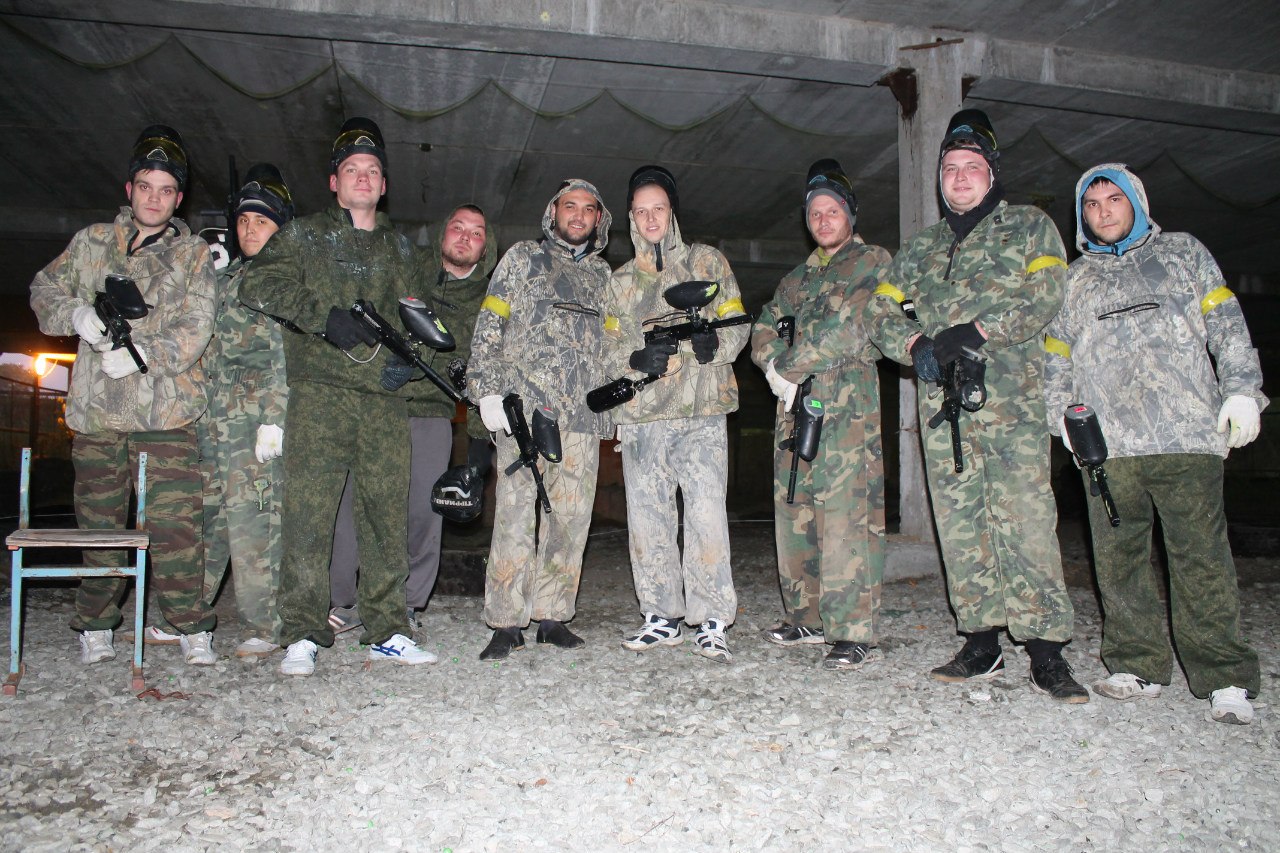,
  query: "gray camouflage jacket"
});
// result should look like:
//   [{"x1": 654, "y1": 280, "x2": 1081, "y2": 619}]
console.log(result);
[
  {"x1": 1044, "y1": 164, "x2": 1267, "y2": 458},
  {"x1": 603, "y1": 212, "x2": 748, "y2": 424},
  {"x1": 467, "y1": 180, "x2": 614, "y2": 436},
  {"x1": 29, "y1": 207, "x2": 215, "y2": 434},
  {"x1": 206, "y1": 257, "x2": 288, "y2": 426}
]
